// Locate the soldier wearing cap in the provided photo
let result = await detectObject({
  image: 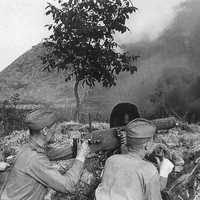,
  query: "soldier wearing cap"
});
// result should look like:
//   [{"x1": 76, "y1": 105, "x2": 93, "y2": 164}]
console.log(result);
[
  {"x1": 0, "y1": 108, "x2": 90, "y2": 200},
  {"x1": 95, "y1": 118, "x2": 174, "y2": 200}
]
